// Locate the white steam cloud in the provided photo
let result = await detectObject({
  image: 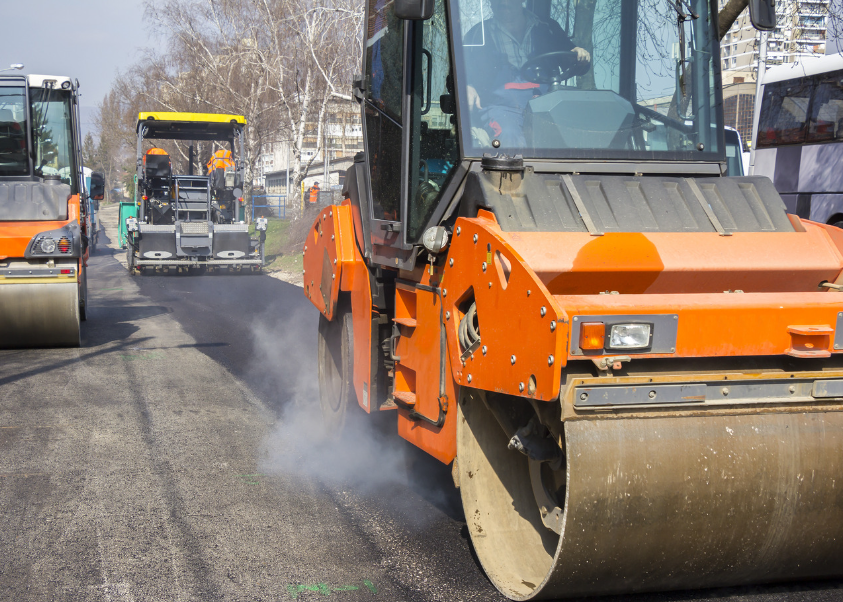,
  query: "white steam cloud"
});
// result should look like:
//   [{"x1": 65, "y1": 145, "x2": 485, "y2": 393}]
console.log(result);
[{"x1": 250, "y1": 305, "x2": 411, "y2": 491}]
